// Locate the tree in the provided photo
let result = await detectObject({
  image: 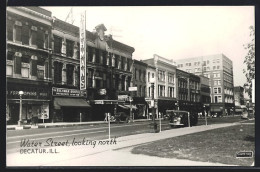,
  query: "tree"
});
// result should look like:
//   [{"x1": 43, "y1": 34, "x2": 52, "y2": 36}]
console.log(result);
[{"x1": 243, "y1": 26, "x2": 255, "y2": 98}]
